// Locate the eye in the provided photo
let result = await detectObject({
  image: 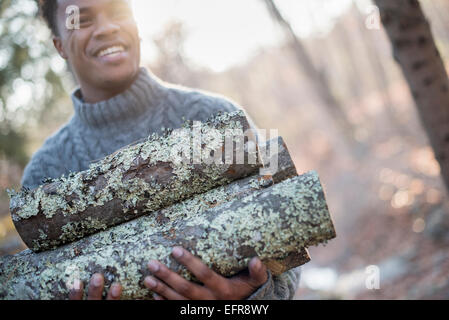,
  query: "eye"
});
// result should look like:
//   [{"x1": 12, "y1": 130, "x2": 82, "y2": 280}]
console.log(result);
[{"x1": 79, "y1": 15, "x2": 93, "y2": 26}]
